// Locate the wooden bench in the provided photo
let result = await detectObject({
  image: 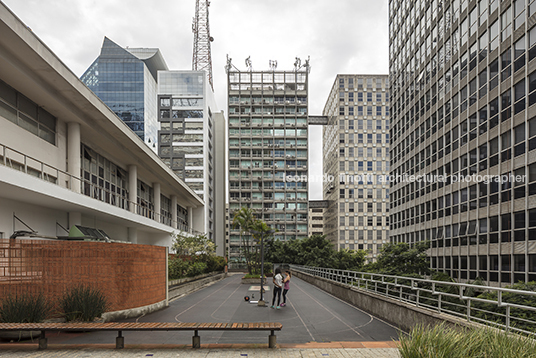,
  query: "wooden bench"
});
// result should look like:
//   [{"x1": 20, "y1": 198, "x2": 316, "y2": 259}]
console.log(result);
[{"x1": 0, "y1": 322, "x2": 282, "y2": 349}]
